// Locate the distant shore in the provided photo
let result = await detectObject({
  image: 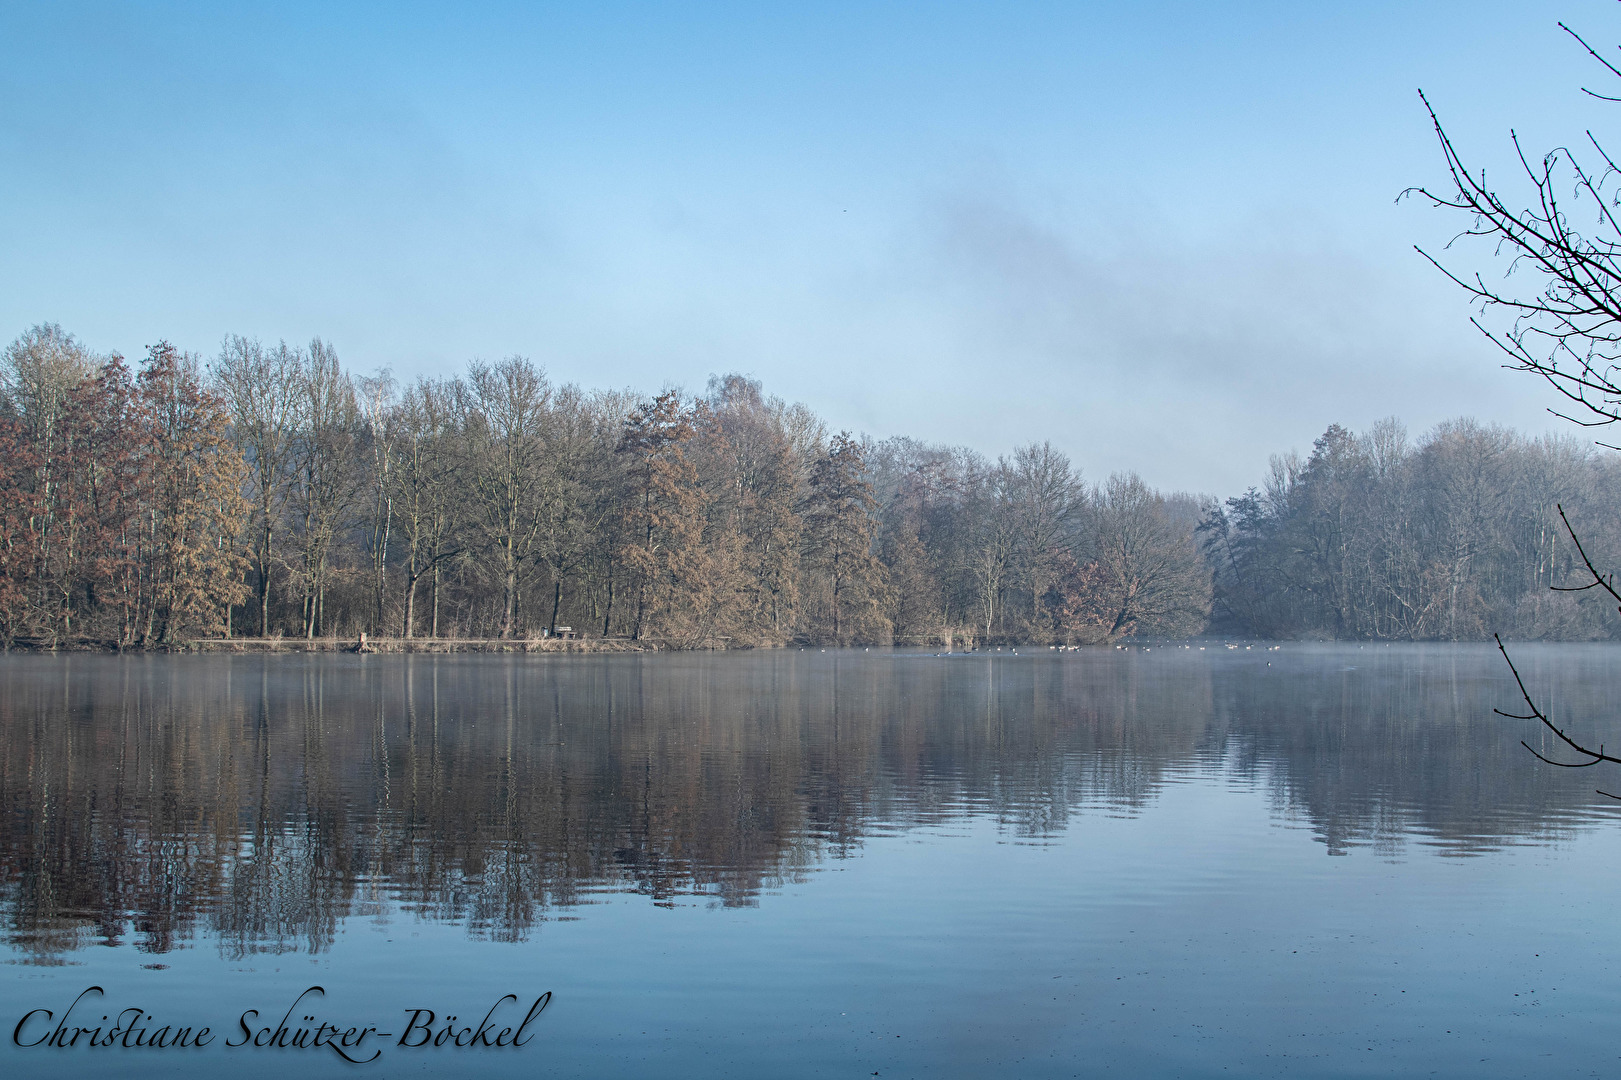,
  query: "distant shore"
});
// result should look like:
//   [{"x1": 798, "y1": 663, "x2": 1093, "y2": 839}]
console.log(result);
[{"x1": 2, "y1": 636, "x2": 677, "y2": 654}]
